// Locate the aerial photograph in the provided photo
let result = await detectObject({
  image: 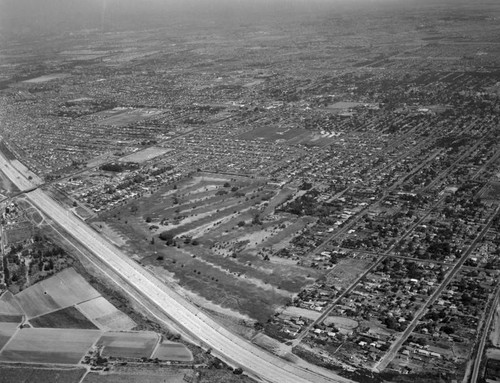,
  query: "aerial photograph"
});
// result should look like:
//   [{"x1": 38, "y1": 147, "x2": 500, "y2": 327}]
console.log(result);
[{"x1": 0, "y1": 0, "x2": 500, "y2": 382}]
